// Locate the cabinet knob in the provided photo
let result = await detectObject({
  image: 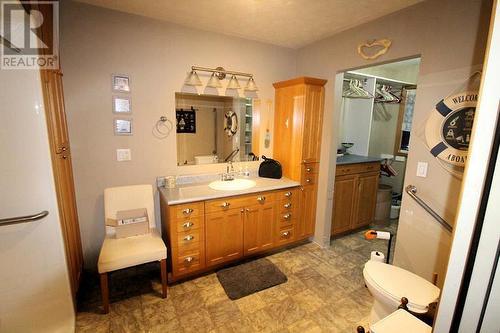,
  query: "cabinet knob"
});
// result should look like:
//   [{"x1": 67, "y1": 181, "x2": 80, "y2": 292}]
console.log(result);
[
  {"x1": 221, "y1": 202, "x2": 231, "y2": 208},
  {"x1": 282, "y1": 231, "x2": 290, "y2": 237},
  {"x1": 284, "y1": 203, "x2": 292, "y2": 209},
  {"x1": 306, "y1": 167, "x2": 312, "y2": 172},
  {"x1": 284, "y1": 191, "x2": 292, "y2": 197},
  {"x1": 182, "y1": 221, "x2": 194, "y2": 229},
  {"x1": 183, "y1": 235, "x2": 194, "y2": 241},
  {"x1": 184, "y1": 256, "x2": 194, "y2": 263},
  {"x1": 283, "y1": 213, "x2": 291, "y2": 220},
  {"x1": 306, "y1": 179, "x2": 312, "y2": 183},
  {"x1": 257, "y1": 196, "x2": 266, "y2": 202},
  {"x1": 182, "y1": 208, "x2": 194, "y2": 215}
]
